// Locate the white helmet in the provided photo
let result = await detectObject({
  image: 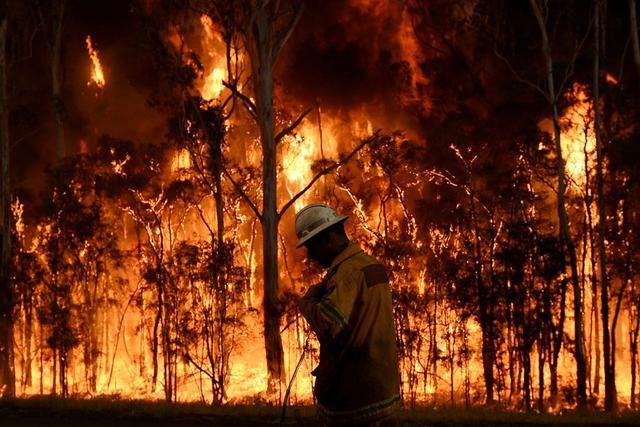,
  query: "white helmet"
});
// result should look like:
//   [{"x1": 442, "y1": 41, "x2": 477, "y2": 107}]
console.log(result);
[{"x1": 295, "y1": 204, "x2": 348, "y2": 248}]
